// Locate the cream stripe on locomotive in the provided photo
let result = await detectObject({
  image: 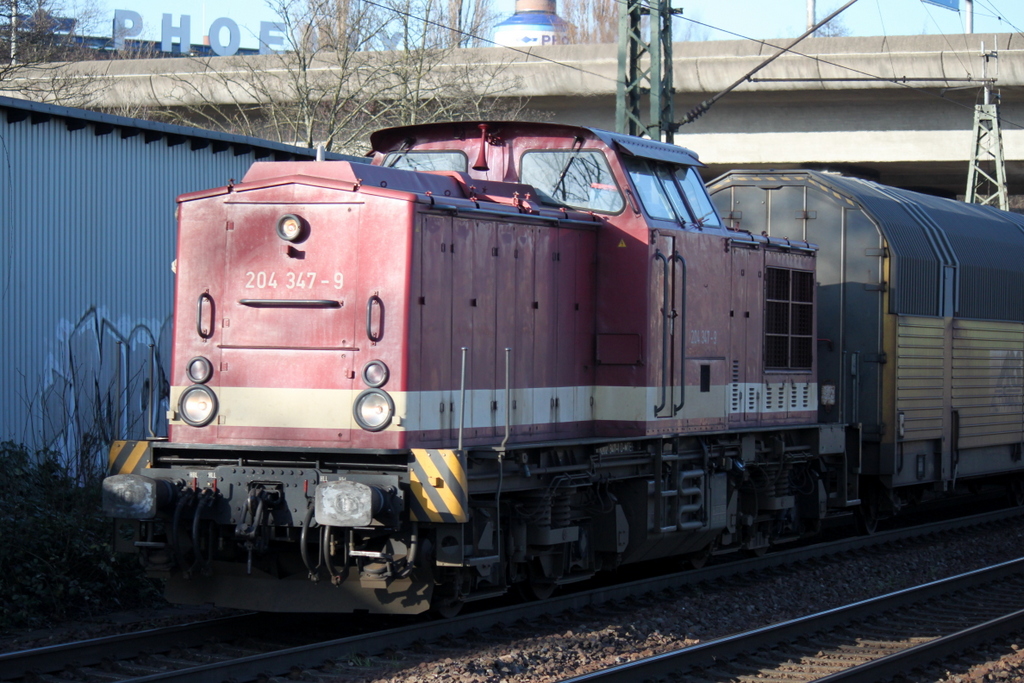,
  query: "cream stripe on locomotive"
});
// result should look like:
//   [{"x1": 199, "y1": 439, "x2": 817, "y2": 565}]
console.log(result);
[
  {"x1": 169, "y1": 386, "x2": 356, "y2": 429},
  {"x1": 169, "y1": 382, "x2": 818, "y2": 431},
  {"x1": 408, "y1": 449, "x2": 468, "y2": 523}
]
